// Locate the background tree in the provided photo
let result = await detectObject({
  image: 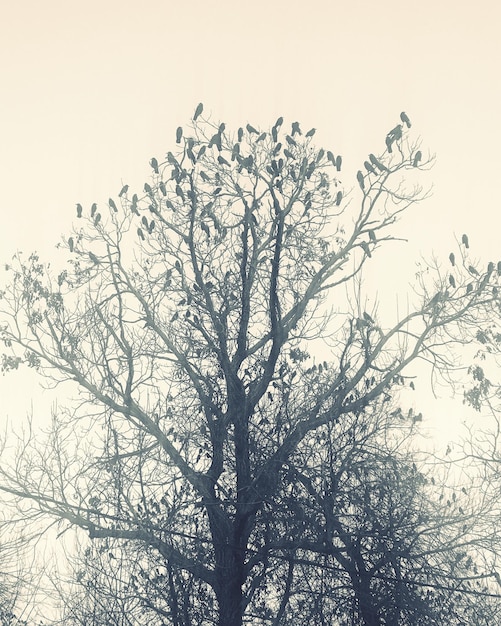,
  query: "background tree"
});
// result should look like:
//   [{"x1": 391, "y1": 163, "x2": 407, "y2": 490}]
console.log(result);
[
  {"x1": 258, "y1": 399, "x2": 501, "y2": 625},
  {"x1": 0, "y1": 106, "x2": 500, "y2": 625}
]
